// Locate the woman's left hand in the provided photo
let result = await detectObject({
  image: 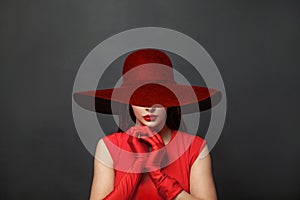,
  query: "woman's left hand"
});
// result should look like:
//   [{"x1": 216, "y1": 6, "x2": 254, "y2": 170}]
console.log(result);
[
  {"x1": 139, "y1": 128, "x2": 165, "y2": 150},
  {"x1": 139, "y1": 129, "x2": 166, "y2": 171},
  {"x1": 140, "y1": 128, "x2": 183, "y2": 200}
]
